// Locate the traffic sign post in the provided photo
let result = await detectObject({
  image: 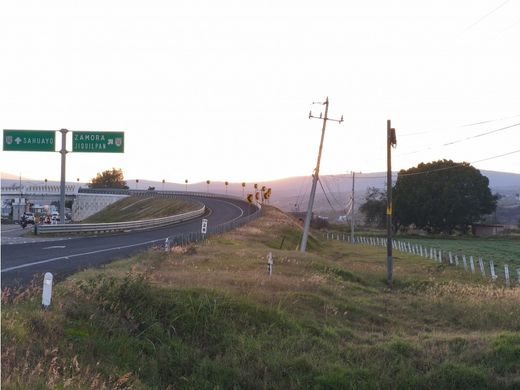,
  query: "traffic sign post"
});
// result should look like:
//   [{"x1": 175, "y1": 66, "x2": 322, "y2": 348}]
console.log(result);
[
  {"x1": 72, "y1": 131, "x2": 124, "y2": 153},
  {"x1": 3, "y1": 130, "x2": 56, "y2": 152},
  {"x1": 3, "y1": 128, "x2": 125, "y2": 225}
]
